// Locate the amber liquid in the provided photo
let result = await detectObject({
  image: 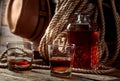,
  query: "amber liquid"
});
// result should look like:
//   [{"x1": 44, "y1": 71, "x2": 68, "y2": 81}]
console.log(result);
[
  {"x1": 50, "y1": 57, "x2": 72, "y2": 77},
  {"x1": 67, "y1": 30, "x2": 99, "y2": 69},
  {"x1": 8, "y1": 59, "x2": 32, "y2": 71}
]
